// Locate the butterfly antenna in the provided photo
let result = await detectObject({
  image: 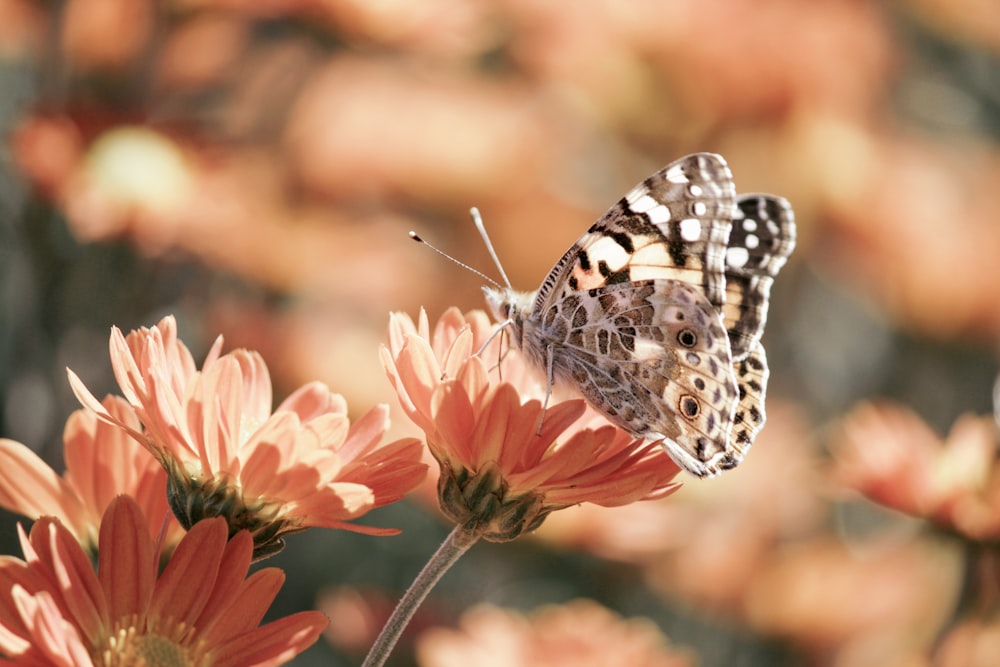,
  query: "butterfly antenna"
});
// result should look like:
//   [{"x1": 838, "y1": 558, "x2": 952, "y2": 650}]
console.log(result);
[
  {"x1": 409, "y1": 230, "x2": 501, "y2": 288},
  {"x1": 470, "y1": 207, "x2": 513, "y2": 290}
]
